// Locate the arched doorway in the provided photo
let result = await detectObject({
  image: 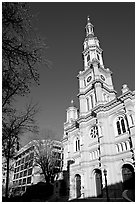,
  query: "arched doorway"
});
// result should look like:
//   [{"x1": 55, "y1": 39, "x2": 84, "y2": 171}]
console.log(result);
[
  {"x1": 75, "y1": 174, "x2": 81, "y2": 198},
  {"x1": 94, "y1": 169, "x2": 102, "y2": 197},
  {"x1": 122, "y1": 164, "x2": 135, "y2": 190}
]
